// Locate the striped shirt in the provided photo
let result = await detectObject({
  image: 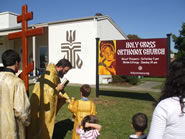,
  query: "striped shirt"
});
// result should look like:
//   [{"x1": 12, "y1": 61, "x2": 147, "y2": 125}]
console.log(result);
[{"x1": 76, "y1": 128, "x2": 100, "y2": 139}]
